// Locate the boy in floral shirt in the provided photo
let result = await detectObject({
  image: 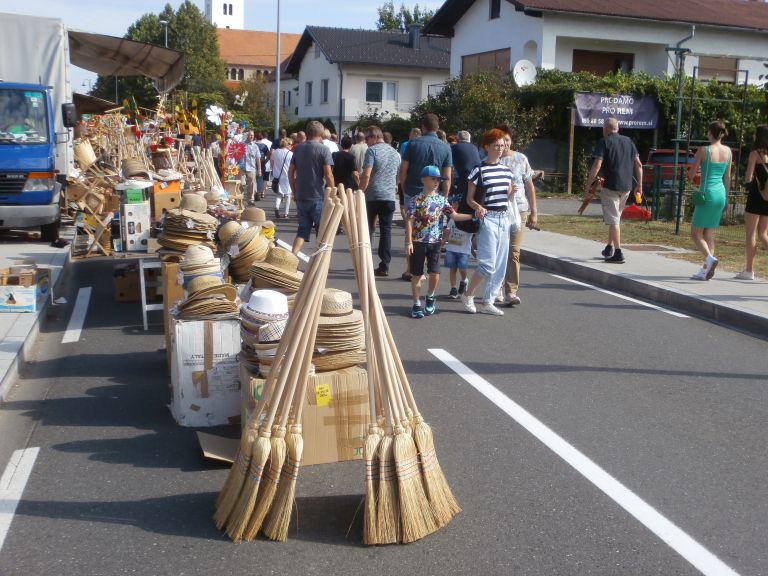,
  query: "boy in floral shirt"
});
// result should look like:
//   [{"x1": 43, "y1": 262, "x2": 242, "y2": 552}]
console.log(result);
[{"x1": 405, "y1": 165, "x2": 472, "y2": 318}]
